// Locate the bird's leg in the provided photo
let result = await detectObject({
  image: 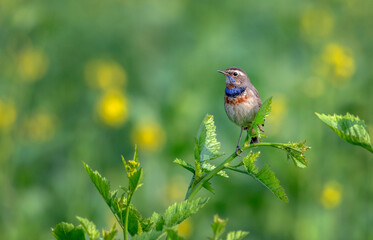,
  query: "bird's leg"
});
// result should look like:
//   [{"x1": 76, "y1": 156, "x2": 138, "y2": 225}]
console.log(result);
[
  {"x1": 235, "y1": 127, "x2": 244, "y2": 156},
  {"x1": 258, "y1": 124, "x2": 264, "y2": 132}
]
